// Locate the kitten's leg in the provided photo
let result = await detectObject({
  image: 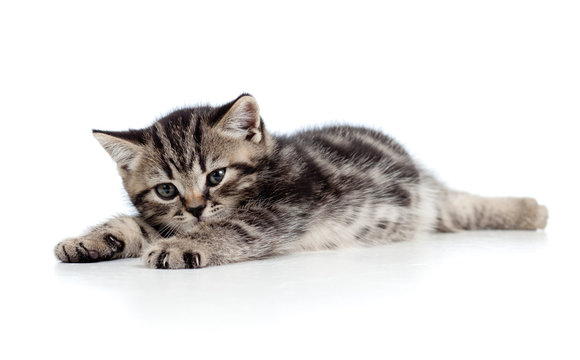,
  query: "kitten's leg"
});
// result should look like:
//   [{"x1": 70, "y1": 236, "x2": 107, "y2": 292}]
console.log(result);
[
  {"x1": 435, "y1": 191, "x2": 548, "y2": 232},
  {"x1": 55, "y1": 215, "x2": 157, "y2": 262},
  {"x1": 142, "y1": 218, "x2": 278, "y2": 269}
]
